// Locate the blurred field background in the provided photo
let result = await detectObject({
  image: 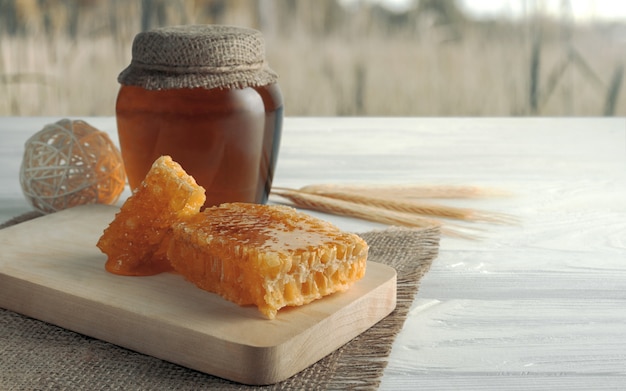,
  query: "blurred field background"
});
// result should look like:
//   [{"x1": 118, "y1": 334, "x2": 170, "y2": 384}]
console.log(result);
[{"x1": 0, "y1": 0, "x2": 624, "y2": 116}]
